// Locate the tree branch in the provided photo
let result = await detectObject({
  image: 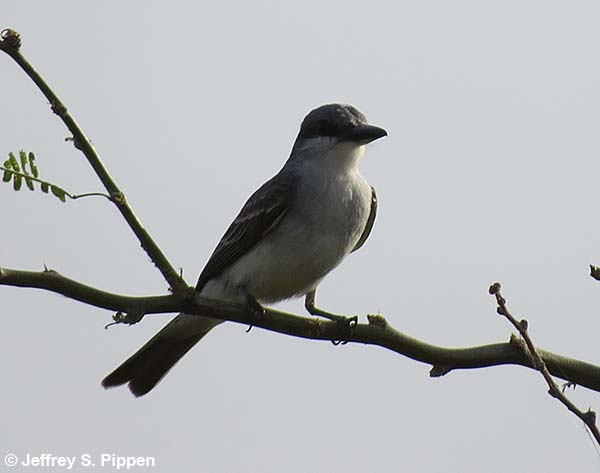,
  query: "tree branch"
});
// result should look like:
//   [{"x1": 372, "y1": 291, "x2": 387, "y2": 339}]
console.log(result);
[
  {"x1": 489, "y1": 282, "x2": 600, "y2": 445},
  {"x1": 3, "y1": 266, "x2": 600, "y2": 393},
  {"x1": 0, "y1": 28, "x2": 187, "y2": 294}
]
